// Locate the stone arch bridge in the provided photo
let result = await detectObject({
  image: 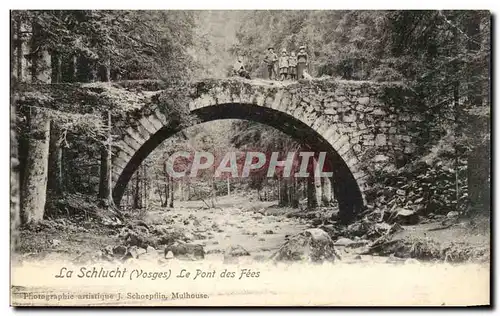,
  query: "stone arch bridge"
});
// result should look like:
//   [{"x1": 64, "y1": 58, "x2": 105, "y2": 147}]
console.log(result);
[{"x1": 108, "y1": 77, "x2": 427, "y2": 220}]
